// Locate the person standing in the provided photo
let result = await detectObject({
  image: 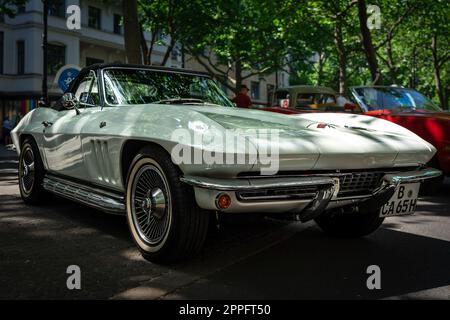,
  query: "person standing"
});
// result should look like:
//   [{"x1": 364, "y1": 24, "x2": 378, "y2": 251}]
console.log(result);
[
  {"x1": 2, "y1": 117, "x2": 13, "y2": 145},
  {"x1": 232, "y1": 85, "x2": 252, "y2": 108}
]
